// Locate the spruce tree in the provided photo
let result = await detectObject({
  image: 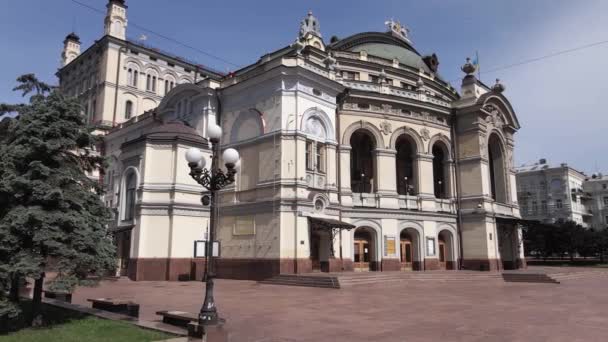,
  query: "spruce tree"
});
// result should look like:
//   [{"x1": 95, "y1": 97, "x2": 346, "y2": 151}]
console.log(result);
[{"x1": 0, "y1": 74, "x2": 115, "y2": 326}]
